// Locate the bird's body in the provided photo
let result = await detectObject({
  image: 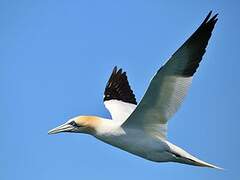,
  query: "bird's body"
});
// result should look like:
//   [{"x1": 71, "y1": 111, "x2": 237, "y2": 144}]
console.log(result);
[
  {"x1": 71, "y1": 115, "x2": 219, "y2": 168},
  {"x1": 48, "y1": 11, "x2": 222, "y2": 169},
  {"x1": 96, "y1": 126, "x2": 172, "y2": 163}
]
